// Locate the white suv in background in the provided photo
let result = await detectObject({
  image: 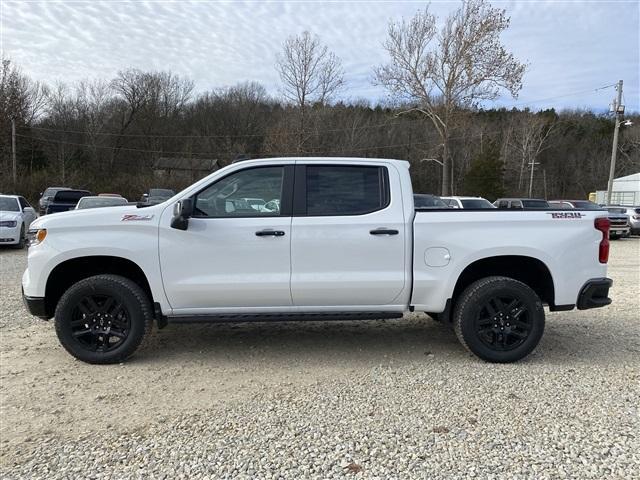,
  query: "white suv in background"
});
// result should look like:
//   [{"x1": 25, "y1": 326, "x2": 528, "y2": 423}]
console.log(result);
[
  {"x1": 441, "y1": 196, "x2": 496, "y2": 209},
  {"x1": 0, "y1": 195, "x2": 38, "y2": 248},
  {"x1": 621, "y1": 206, "x2": 640, "y2": 235}
]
